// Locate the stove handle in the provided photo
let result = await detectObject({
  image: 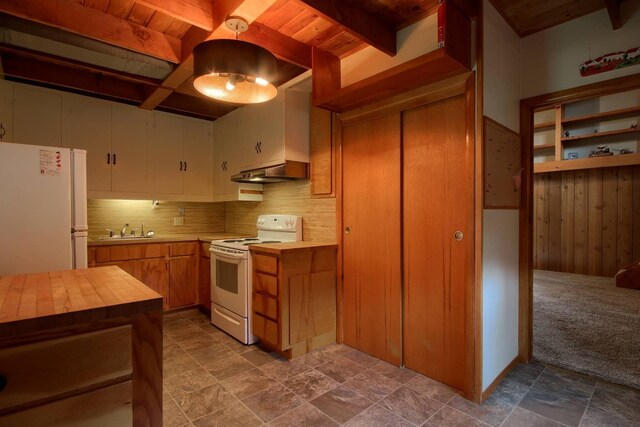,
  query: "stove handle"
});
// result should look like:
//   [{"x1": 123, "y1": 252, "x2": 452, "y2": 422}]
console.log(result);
[
  {"x1": 209, "y1": 247, "x2": 246, "y2": 261},
  {"x1": 214, "y1": 308, "x2": 241, "y2": 326}
]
